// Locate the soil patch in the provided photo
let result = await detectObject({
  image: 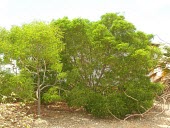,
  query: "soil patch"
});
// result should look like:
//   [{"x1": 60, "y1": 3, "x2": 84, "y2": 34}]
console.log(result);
[{"x1": 0, "y1": 102, "x2": 170, "y2": 128}]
